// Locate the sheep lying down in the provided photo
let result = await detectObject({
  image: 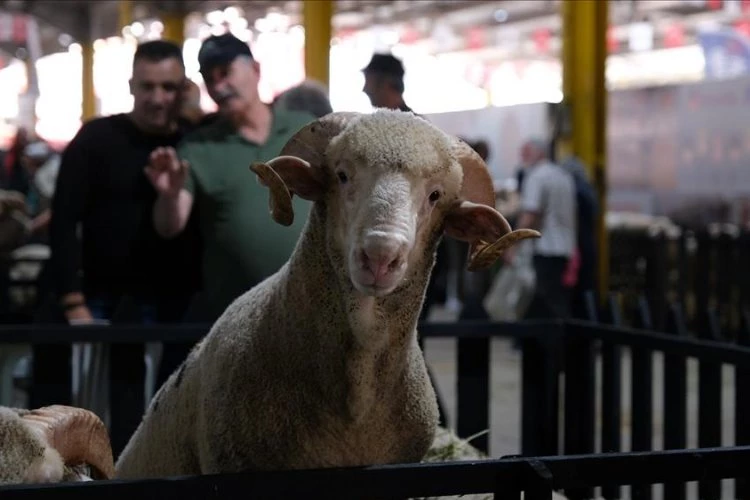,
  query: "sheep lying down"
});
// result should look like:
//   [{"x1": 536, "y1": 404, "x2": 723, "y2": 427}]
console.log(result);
[
  {"x1": 0, "y1": 405, "x2": 114, "y2": 485},
  {"x1": 114, "y1": 109, "x2": 539, "y2": 479},
  {"x1": 0, "y1": 406, "x2": 567, "y2": 500},
  {"x1": 0, "y1": 404, "x2": 472, "y2": 487}
]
